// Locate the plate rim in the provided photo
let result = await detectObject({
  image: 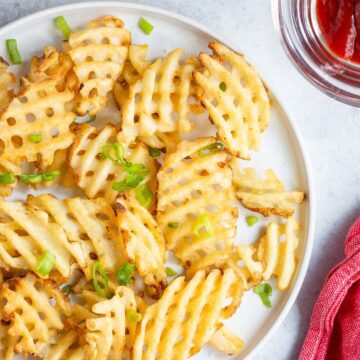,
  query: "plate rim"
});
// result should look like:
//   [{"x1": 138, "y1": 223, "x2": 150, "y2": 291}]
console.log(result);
[{"x1": 0, "y1": 2, "x2": 316, "y2": 359}]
